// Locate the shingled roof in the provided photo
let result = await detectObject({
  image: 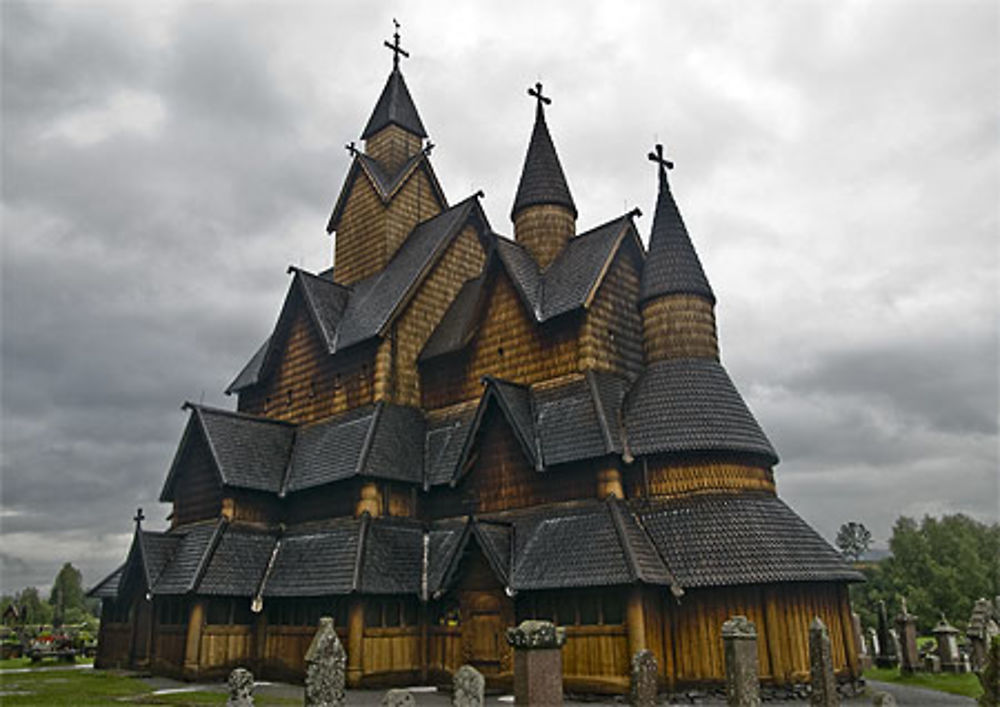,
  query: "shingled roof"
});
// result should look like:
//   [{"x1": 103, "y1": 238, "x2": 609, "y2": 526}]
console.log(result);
[
  {"x1": 152, "y1": 521, "x2": 222, "y2": 595},
  {"x1": 624, "y1": 358, "x2": 778, "y2": 464},
  {"x1": 361, "y1": 67, "x2": 427, "y2": 140},
  {"x1": 512, "y1": 100, "x2": 576, "y2": 220},
  {"x1": 637, "y1": 493, "x2": 863, "y2": 588},
  {"x1": 198, "y1": 526, "x2": 276, "y2": 596},
  {"x1": 640, "y1": 162, "x2": 714, "y2": 304},
  {"x1": 263, "y1": 519, "x2": 362, "y2": 597}
]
